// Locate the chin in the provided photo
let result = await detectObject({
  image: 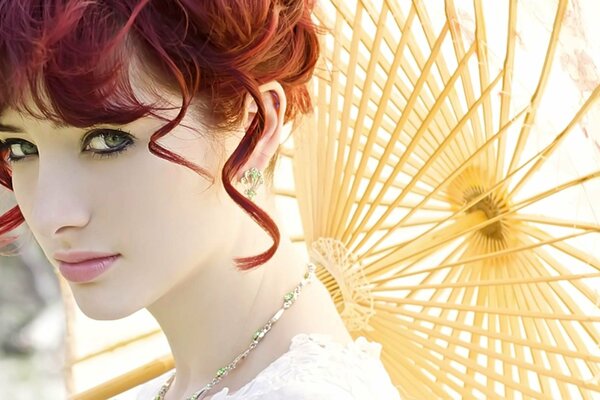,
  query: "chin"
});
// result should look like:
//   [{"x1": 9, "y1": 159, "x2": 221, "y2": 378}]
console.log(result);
[{"x1": 69, "y1": 284, "x2": 143, "y2": 321}]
